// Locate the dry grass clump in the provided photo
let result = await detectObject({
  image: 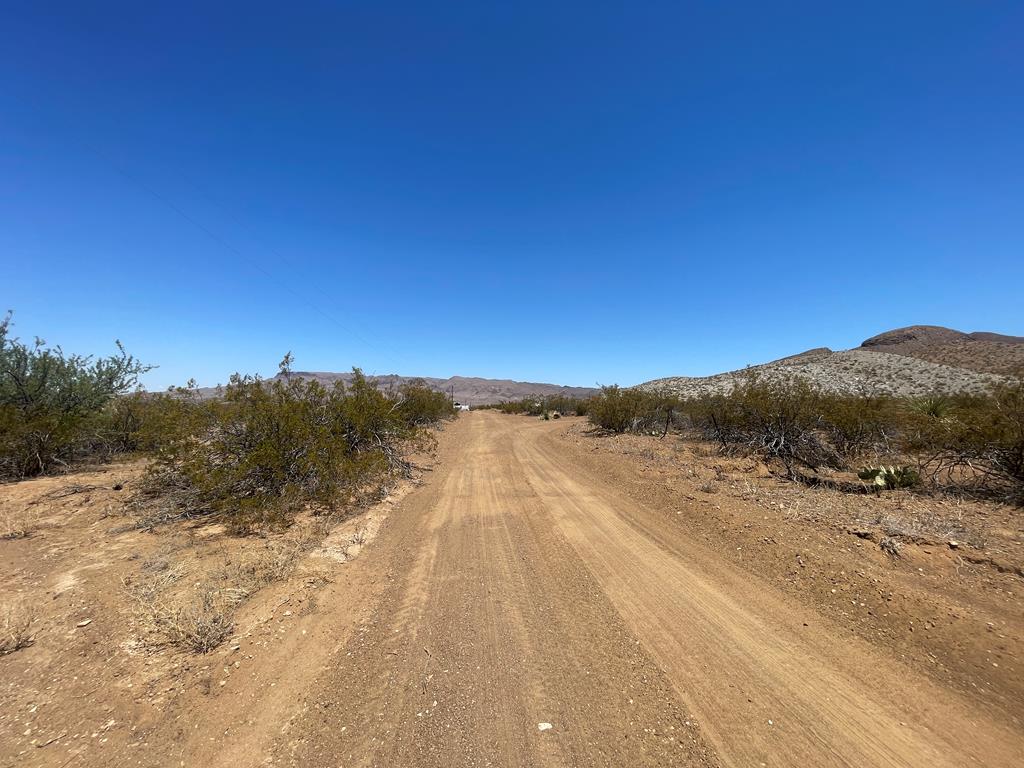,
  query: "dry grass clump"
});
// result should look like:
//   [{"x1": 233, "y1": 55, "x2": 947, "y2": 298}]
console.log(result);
[
  {"x1": 879, "y1": 536, "x2": 903, "y2": 558},
  {"x1": 222, "y1": 524, "x2": 323, "y2": 594},
  {"x1": 750, "y1": 477, "x2": 985, "y2": 550},
  {"x1": 1, "y1": 601, "x2": 36, "y2": 655},
  {"x1": 123, "y1": 523, "x2": 324, "y2": 654},
  {"x1": 140, "y1": 588, "x2": 234, "y2": 654},
  {"x1": 870, "y1": 505, "x2": 980, "y2": 549},
  {"x1": 123, "y1": 565, "x2": 234, "y2": 654},
  {"x1": 0, "y1": 505, "x2": 32, "y2": 540}
]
